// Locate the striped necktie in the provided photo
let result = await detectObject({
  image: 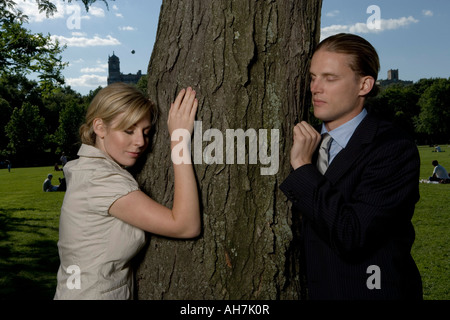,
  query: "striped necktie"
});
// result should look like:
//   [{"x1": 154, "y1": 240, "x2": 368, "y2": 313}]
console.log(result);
[{"x1": 317, "y1": 133, "x2": 333, "y2": 174}]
